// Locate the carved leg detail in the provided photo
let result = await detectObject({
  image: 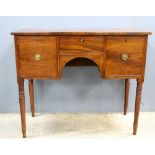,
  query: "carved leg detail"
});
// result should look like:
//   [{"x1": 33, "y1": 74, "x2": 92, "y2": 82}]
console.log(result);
[
  {"x1": 28, "y1": 79, "x2": 35, "y2": 117},
  {"x1": 124, "y1": 79, "x2": 130, "y2": 115},
  {"x1": 133, "y1": 79, "x2": 143, "y2": 135},
  {"x1": 18, "y1": 78, "x2": 26, "y2": 138}
]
